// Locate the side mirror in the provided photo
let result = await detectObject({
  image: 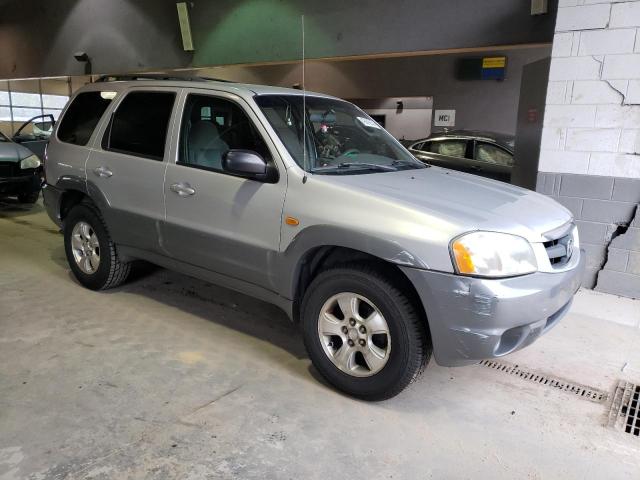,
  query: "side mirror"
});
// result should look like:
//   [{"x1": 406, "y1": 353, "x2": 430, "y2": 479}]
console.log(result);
[{"x1": 222, "y1": 150, "x2": 269, "y2": 181}]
